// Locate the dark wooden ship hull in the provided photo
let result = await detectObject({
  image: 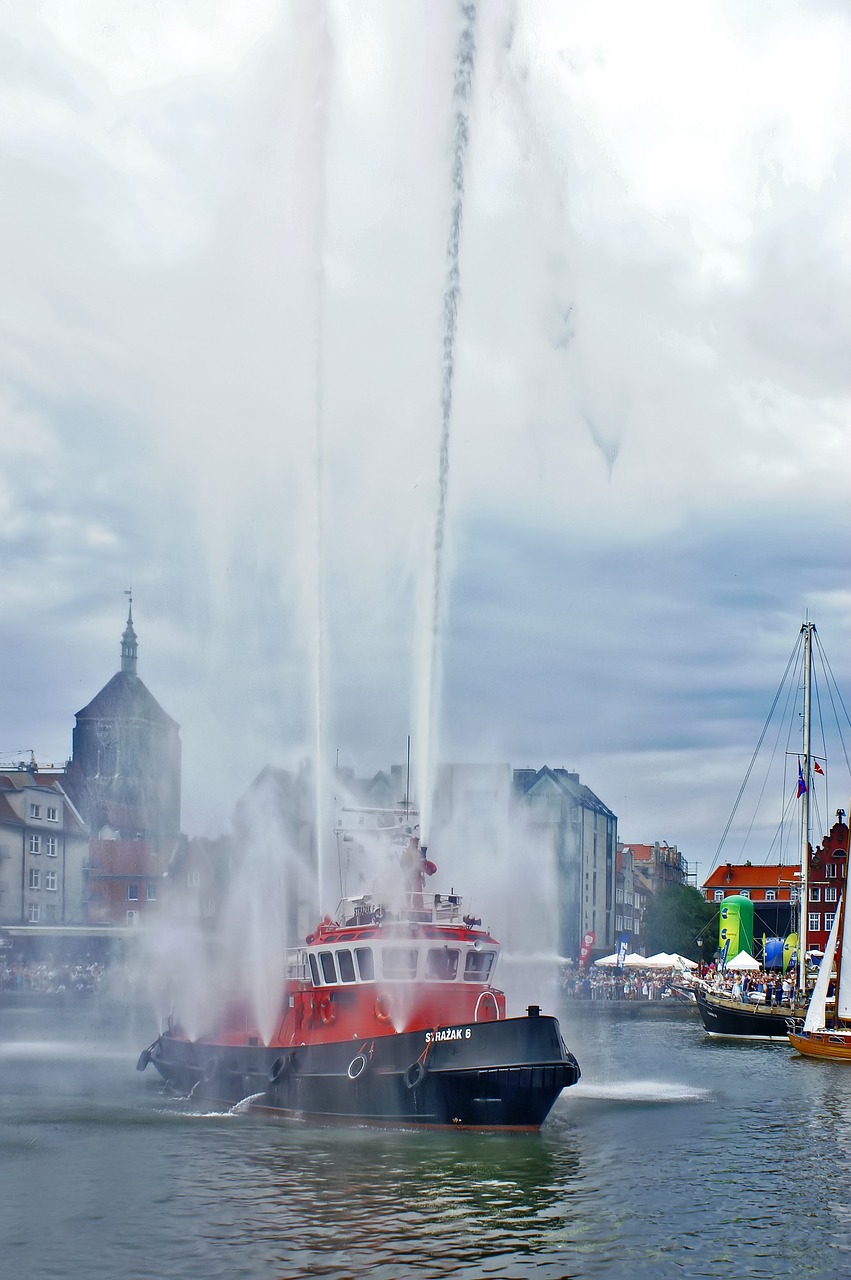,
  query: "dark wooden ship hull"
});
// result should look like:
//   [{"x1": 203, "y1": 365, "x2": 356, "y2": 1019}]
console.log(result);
[{"x1": 694, "y1": 985, "x2": 794, "y2": 1040}]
